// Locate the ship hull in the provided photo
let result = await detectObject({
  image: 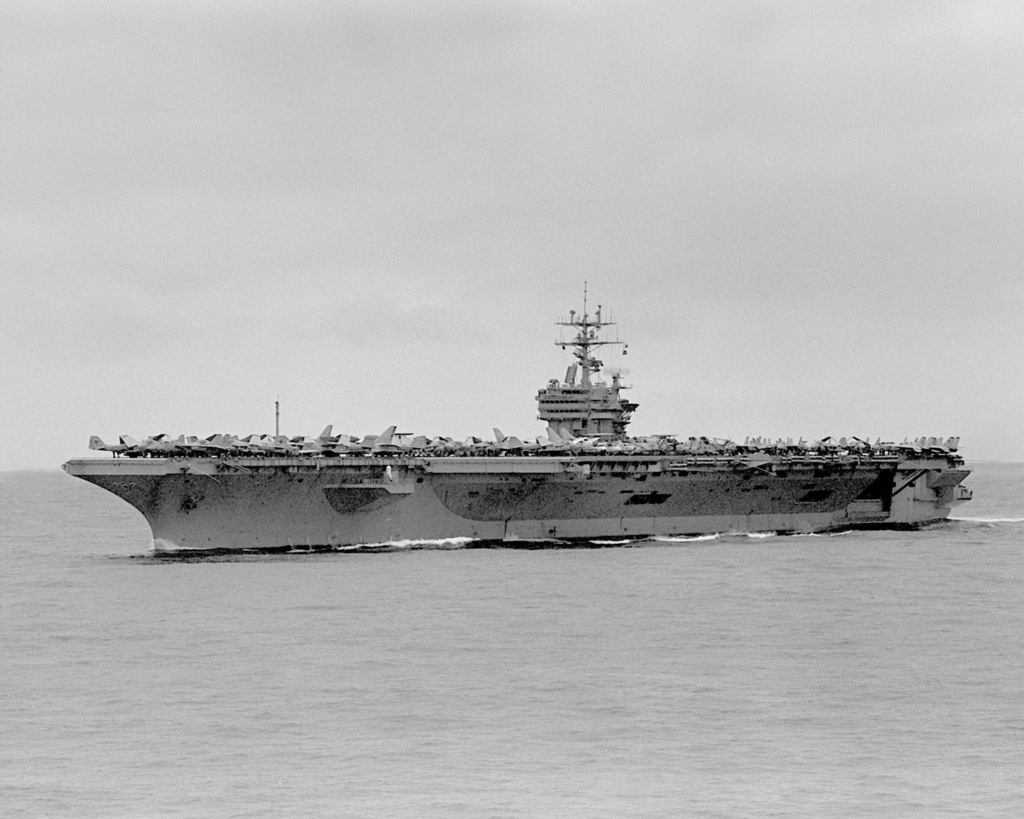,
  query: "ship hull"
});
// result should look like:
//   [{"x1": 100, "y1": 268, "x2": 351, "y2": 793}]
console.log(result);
[{"x1": 63, "y1": 455, "x2": 971, "y2": 552}]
